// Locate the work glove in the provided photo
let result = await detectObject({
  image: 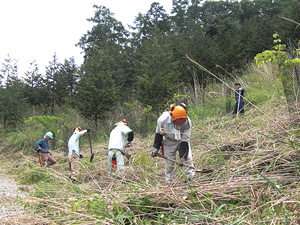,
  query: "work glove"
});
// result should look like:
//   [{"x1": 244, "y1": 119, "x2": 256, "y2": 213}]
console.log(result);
[
  {"x1": 125, "y1": 141, "x2": 131, "y2": 148},
  {"x1": 79, "y1": 154, "x2": 84, "y2": 159},
  {"x1": 151, "y1": 148, "x2": 159, "y2": 157},
  {"x1": 179, "y1": 142, "x2": 189, "y2": 160},
  {"x1": 87, "y1": 128, "x2": 91, "y2": 133},
  {"x1": 36, "y1": 148, "x2": 41, "y2": 153}
]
